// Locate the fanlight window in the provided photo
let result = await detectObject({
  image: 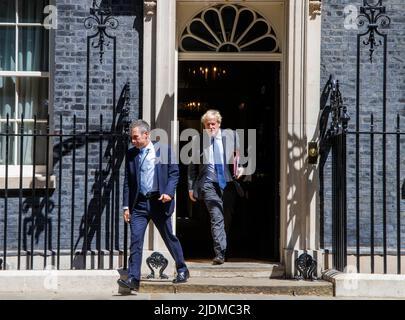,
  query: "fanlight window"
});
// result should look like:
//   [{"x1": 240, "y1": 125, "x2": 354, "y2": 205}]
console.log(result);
[{"x1": 180, "y1": 4, "x2": 280, "y2": 53}]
